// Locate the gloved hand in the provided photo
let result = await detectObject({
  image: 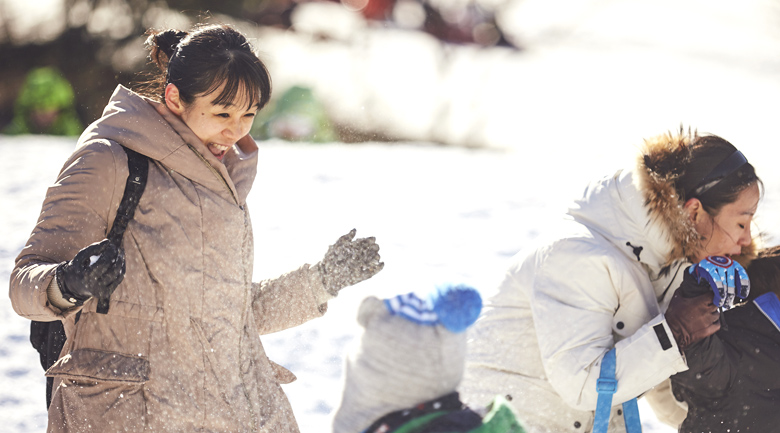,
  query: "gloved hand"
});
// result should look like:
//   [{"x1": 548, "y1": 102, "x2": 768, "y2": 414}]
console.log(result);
[
  {"x1": 665, "y1": 270, "x2": 721, "y2": 350},
  {"x1": 686, "y1": 256, "x2": 750, "y2": 310},
  {"x1": 317, "y1": 229, "x2": 384, "y2": 297},
  {"x1": 56, "y1": 239, "x2": 125, "y2": 312}
]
